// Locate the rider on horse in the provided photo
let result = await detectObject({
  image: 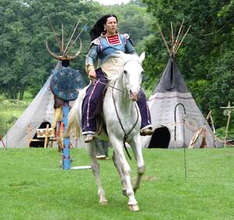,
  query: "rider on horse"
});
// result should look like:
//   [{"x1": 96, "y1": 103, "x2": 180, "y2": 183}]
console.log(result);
[{"x1": 82, "y1": 14, "x2": 153, "y2": 143}]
